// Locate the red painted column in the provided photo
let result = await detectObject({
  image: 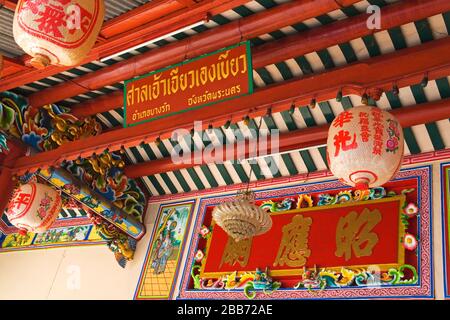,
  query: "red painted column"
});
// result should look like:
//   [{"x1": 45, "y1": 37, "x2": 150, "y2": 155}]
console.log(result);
[{"x1": 0, "y1": 167, "x2": 15, "y2": 216}]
